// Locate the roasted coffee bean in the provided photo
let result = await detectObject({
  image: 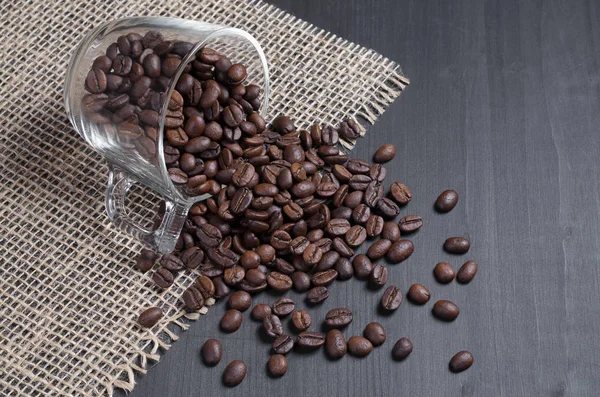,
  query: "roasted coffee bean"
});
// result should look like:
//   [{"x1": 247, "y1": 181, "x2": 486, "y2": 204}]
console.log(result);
[
  {"x1": 161, "y1": 253, "x2": 184, "y2": 272},
  {"x1": 229, "y1": 187, "x2": 253, "y2": 215},
  {"x1": 381, "y1": 221, "x2": 401, "y2": 242},
  {"x1": 291, "y1": 180, "x2": 317, "y2": 198},
  {"x1": 196, "y1": 223, "x2": 222, "y2": 248},
  {"x1": 367, "y1": 239, "x2": 392, "y2": 260},
  {"x1": 407, "y1": 283, "x2": 431, "y2": 304},
  {"x1": 168, "y1": 167, "x2": 188, "y2": 185},
  {"x1": 376, "y1": 197, "x2": 400, "y2": 219},
  {"x1": 296, "y1": 331, "x2": 325, "y2": 348},
  {"x1": 373, "y1": 143, "x2": 396, "y2": 163},
  {"x1": 220, "y1": 309, "x2": 243, "y2": 332},
  {"x1": 306, "y1": 286, "x2": 328, "y2": 304},
  {"x1": 325, "y1": 329, "x2": 347, "y2": 359},
  {"x1": 201, "y1": 263, "x2": 223, "y2": 278},
  {"x1": 138, "y1": 306, "x2": 163, "y2": 328},
  {"x1": 398, "y1": 215, "x2": 423, "y2": 233},
  {"x1": 283, "y1": 202, "x2": 303, "y2": 221},
  {"x1": 332, "y1": 164, "x2": 353, "y2": 183},
  {"x1": 365, "y1": 215, "x2": 384, "y2": 237},
  {"x1": 326, "y1": 218, "x2": 351, "y2": 236},
  {"x1": 290, "y1": 309, "x2": 312, "y2": 332},
  {"x1": 317, "y1": 250, "x2": 340, "y2": 271},
  {"x1": 271, "y1": 115, "x2": 295, "y2": 133},
  {"x1": 256, "y1": 244, "x2": 276, "y2": 264},
  {"x1": 352, "y1": 204, "x2": 370, "y2": 224},
  {"x1": 343, "y1": 190, "x2": 363, "y2": 209},
  {"x1": 264, "y1": 314, "x2": 284, "y2": 338},
  {"x1": 223, "y1": 360, "x2": 247, "y2": 387},
  {"x1": 272, "y1": 297, "x2": 295, "y2": 316},
  {"x1": 364, "y1": 181, "x2": 384, "y2": 207},
  {"x1": 252, "y1": 304, "x2": 272, "y2": 321},
  {"x1": 381, "y1": 285, "x2": 402, "y2": 311},
  {"x1": 444, "y1": 237, "x2": 471, "y2": 254},
  {"x1": 345, "y1": 159, "x2": 369, "y2": 174},
  {"x1": 363, "y1": 322, "x2": 386, "y2": 346},
  {"x1": 240, "y1": 250, "x2": 260, "y2": 270},
  {"x1": 152, "y1": 267, "x2": 174, "y2": 289},
  {"x1": 228, "y1": 291, "x2": 252, "y2": 311},
  {"x1": 267, "y1": 354, "x2": 288, "y2": 377},
  {"x1": 392, "y1": 337, "x2": 413, "y2": 361},
  {"x1": 449, "y1": 351, "x2": 474, "y2": 373},
  {"x1": 338, "y1": 119, "x2": 361, "y2": 139},
  {"x1": 370, "y1": 264, "x2": 388, "y2": 287},
  {"x1": 369, "y1": 164, "x2": 387, "y2": 182},
  {"x1": 267, "y1": 271, "x2": 293, "y2": 292},
  {"x1": 386, "y1": 240, "x2": 414, "y2": 263},
  {"x1": 347, "y1": 336, "x2": 373, "y2": 357},
  {"x1": 434, "y1": 262, "x2": 456, "y2": 284},
  {"x1": 335, "y1": 257, "x2": 353, "y2": 280},
  {"x1": 432, "y1": 300, "x2": 460, "y2": 321},
  {"x1": 182, "y1": 286, "x2": 205, "y2": 311},
  {"x1": 291, "y1": 271, "x2": 311, "y2": 292},
  {"x1": 112, "y1": 55, "x2": 133, "y2": 75},
  {"x1": 85, "y1": 68, "x2": 107, "y2": 93},
  {"x1": 332, "y1": 185, "x2": 349, "y2": 207},
  {"x1": 349, "y1": 174, "x2": 372, "y2": 191},
  {"x1": 303, "y1": 243, "x2": 323, "y2": 265},
  {"x1": 82, "y1": 93, "x2": 109, "y2": 112},
  {"x1": 245, "y1": 269, "x2": 267, "y2": 287},
  {"x1": 201, "y1": 339, "x2": 223, "y2": 366},
  {"x1": 389, "y1": 182, "x2": 412, "y2": 205},
  {"x1": 457, "y1": 260, "x2": 478, "y2": 284},
  {"x1": 320, "y1": 125, "x2": 339, "y2": 146},
  {"x1": 135, "y1": 249, "x2": 157, "y2": 271},
  {"x1": 92, "y1": 55, "x2": 112, "y2": 73},
  {"x1": 311, "y1": 269, "x2": 338, "y2": 287},
  {"x1": 167, "y1": 127, "x2": 191, "y2": 147},
  {"x1": 213, "y1": 277, "x2": 231, "y2": 298},
  {"x1": 352, "y1": 254, "x2": 373, "y2": 279},
  {"x1": 289, "y1": 236, "x2": 310, "y2": 255},
  {"x1": 272, "y1": 335, "x2": 294, "y2": 355},
  {"x1": 325, "y1": 308, "x2": 353, "y2": 328},
  {"x1": 332, "y1": 206, "x2": 352, "y2": 220},
  {"x1": 435, "y1": 189, "x2": 459, "y2": 213},
  {"x1": 345, "y1": 225, "x2": 367, "y2": 247},
  {"x1": 195, "y1": 275, "x2": 216, "y2": 299},
  {"x1": 332, "y1": 237, "x2": 354, "y2": 258}
]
